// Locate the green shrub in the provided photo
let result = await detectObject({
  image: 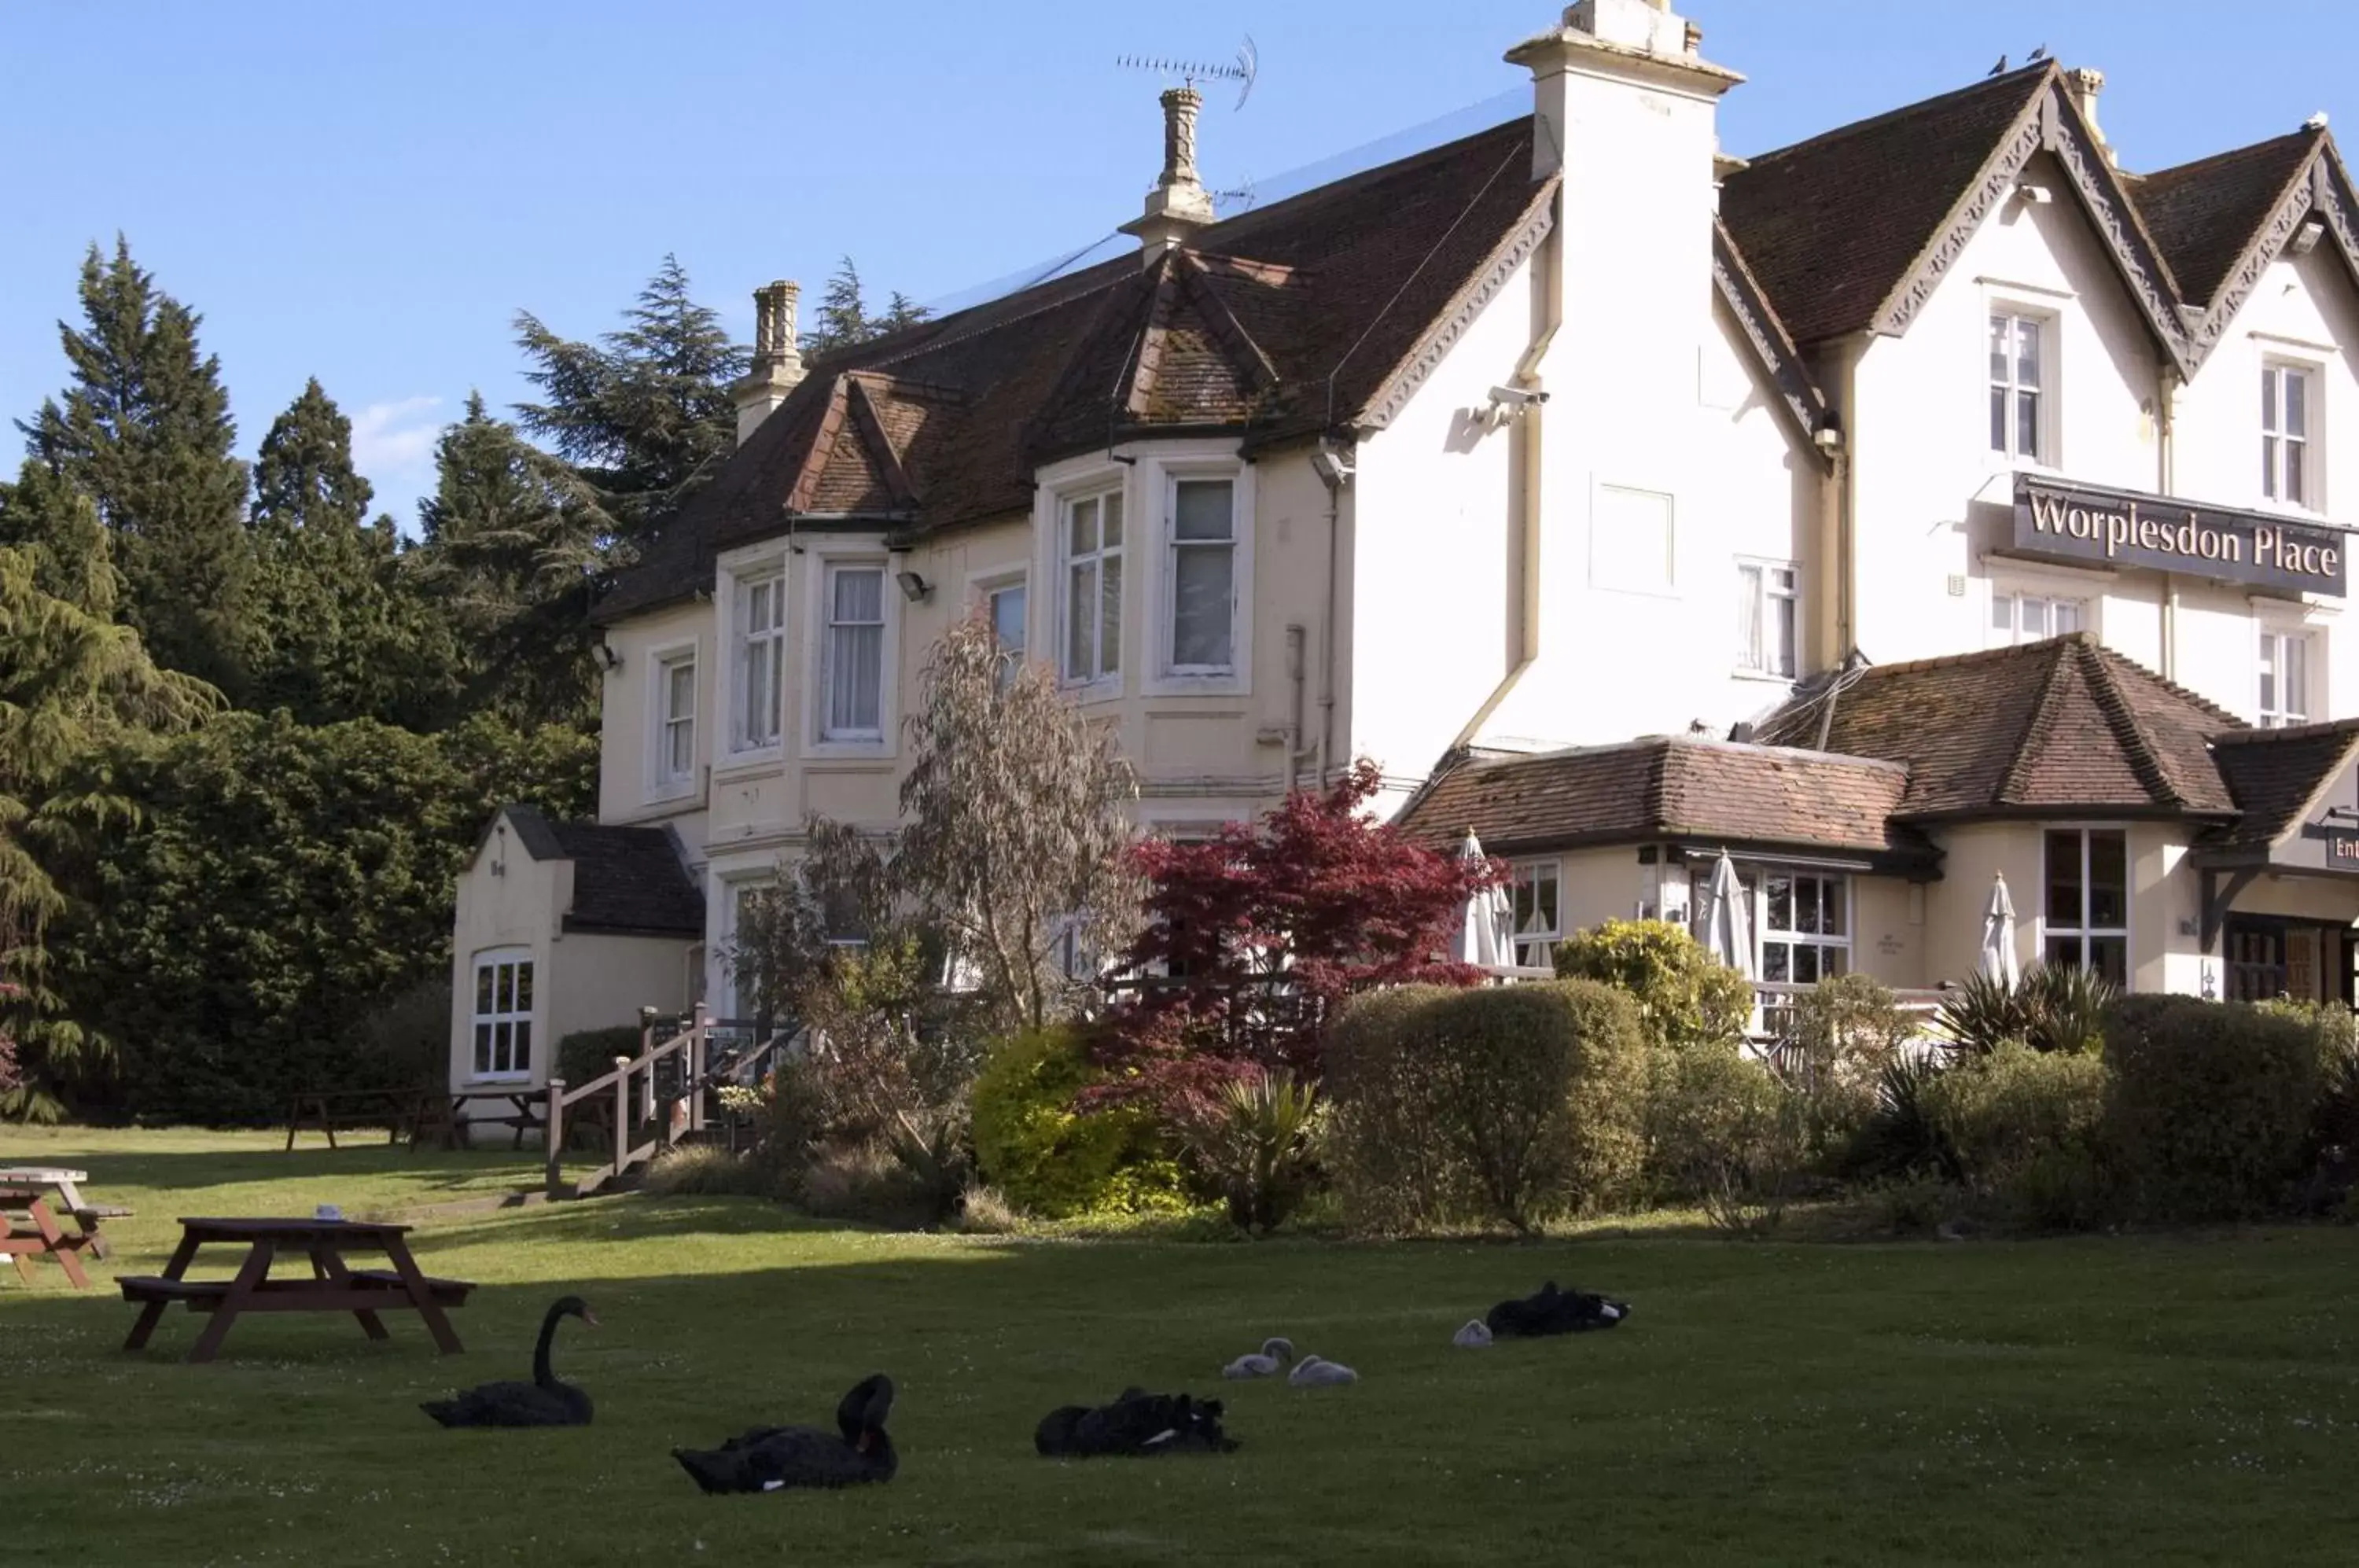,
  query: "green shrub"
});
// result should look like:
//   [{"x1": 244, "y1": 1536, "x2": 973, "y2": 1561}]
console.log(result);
[
  {"x1": 1327, "y1": 981, "x2": 1648, "y2": 1234},
  {"x1": 1922, "y1": 1042, "x2": 2108, "y2": 1191},
  {"x1": 556, "y1": 1025, "x2": 643, "y2": 1090},
  {"x1": 642, "y1": 1143, "x2": 777, "y2": 1199},
  {"x1": 1777, "y1": 973, "x2": 1916, "y2": 1159},
  {"x1": 1648, "y1": 1043, "x2": 1807, "y2": 1234},
  {"x1": 1846, "y1": 1051, "x2": 1953, "y2": 1180},
  {"x1": 1937, "y1": 965, "x2": 2112, "y2": 1056},
  {"x1": 800, "y1": 1138, "x2": 942, "y2": 1229},
  {"x1": 1183, "y1": 1069, "x2": 1325, "y2": 1235},
  {"x1": 1554, "y1": 919, "x2": 1753, "y2": 1053},
  {"x1": 2103, "y1": 996, "x2": 2331, "y2": 1220},
  {"x1": 969, "y1": 1027, "x2": 1187, "y2": 1218}
]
